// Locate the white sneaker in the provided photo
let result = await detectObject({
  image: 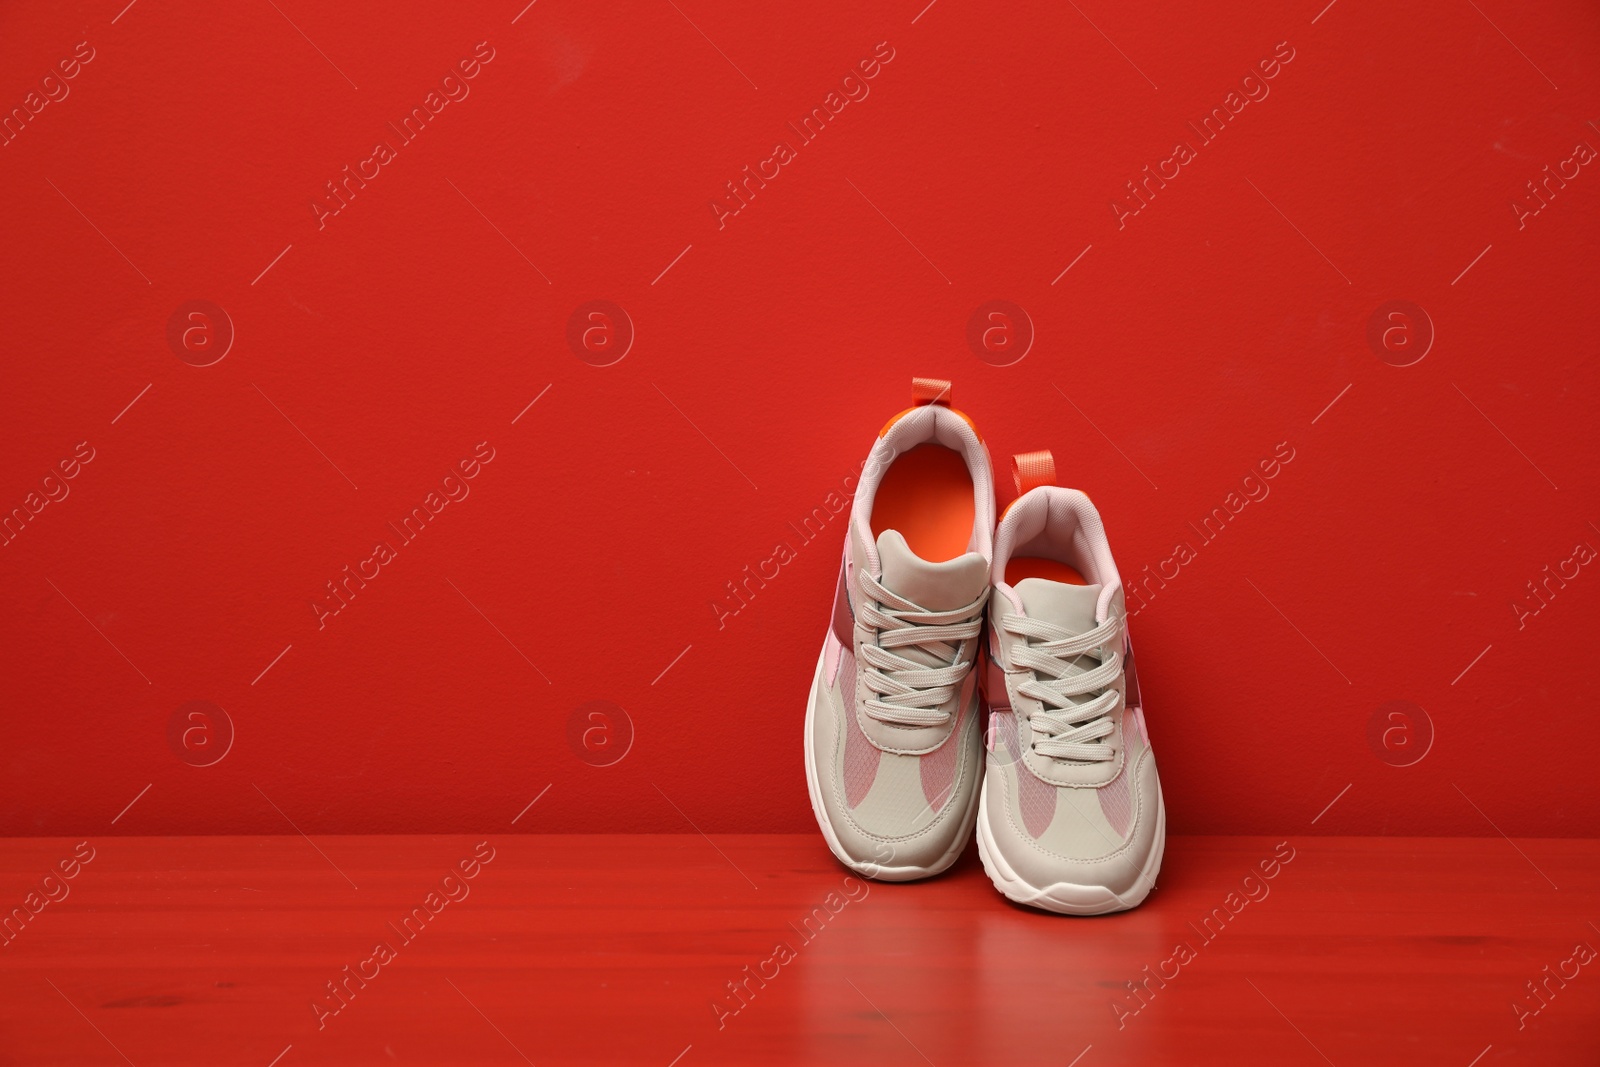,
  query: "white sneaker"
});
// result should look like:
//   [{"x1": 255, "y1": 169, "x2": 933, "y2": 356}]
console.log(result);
[
  {"x1": 804, "y1": 378, "x2": 993, "y2": 880},
  {"x1": 976, "y1": 450, "x2": 1165, "y2": 913}
]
